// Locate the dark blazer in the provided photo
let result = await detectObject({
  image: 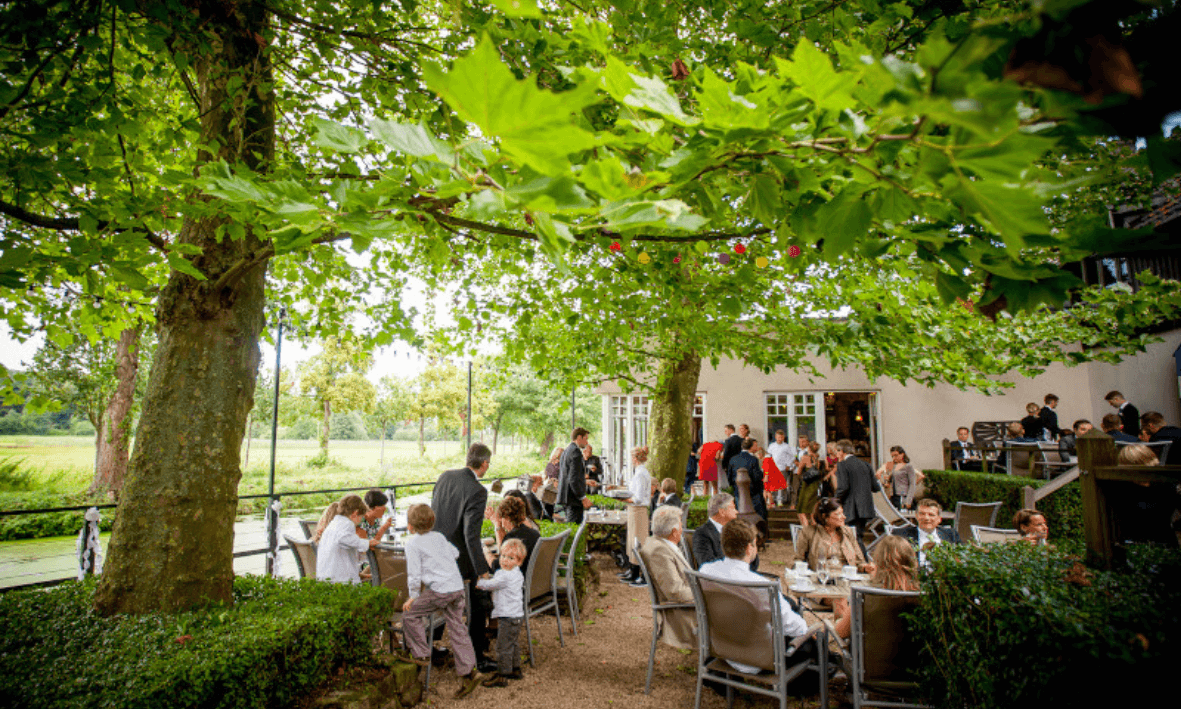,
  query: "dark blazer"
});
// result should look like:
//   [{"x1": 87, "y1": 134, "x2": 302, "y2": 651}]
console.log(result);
[
  {"x1": 431, "y1": 467, "x2": 489, "y2": 581},
  {"x1": 893, "y1": 524, "x2": 963, "y2": 546},
  {"x1": 1020, "y1": 415, "x2": 1044, "y2": 441},
  {"x1": 1150, "y1": 425, "x2": 1181, "y2": 465},
  {"x1": 1039, "y1": 406, "x2": 1059, "y2": 439},
  {"x1": 1110, "y1": 430, "x2": 1139, "y2": 443},
  {"x1": 1120, "y1": 402, "x2": 1141, "y2": 438},
  {"x1": 720, "y1": 434, "x2": 743, "y2": 473},
  {"x1": 652, "y1": 492, "x2": 682, "y2": 514},
  {"x1": 557, "y1": 441, "x2": 587, "y2": 506},
  {"x1": 836, "y1": 455, "x2": 876, "y2": 521},
  {"x1": 523, "y1": 490, "x2": 545, "y2": 521},
  {"x1": 692, "y1": 520, "x2": 759, "y2": 572},
  {"x1": 727, "y1": 451, "x2": 763, "y2": 494}
]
